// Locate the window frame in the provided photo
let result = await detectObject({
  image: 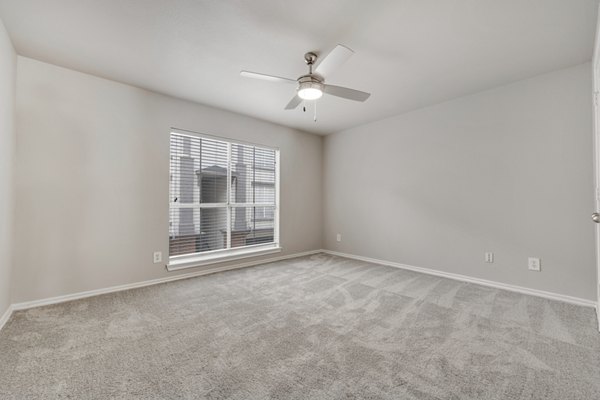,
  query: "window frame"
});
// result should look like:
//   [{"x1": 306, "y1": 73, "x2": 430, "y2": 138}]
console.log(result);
[{"x1": 167, "y1": 128, "x2": 281, "y2": 271}]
